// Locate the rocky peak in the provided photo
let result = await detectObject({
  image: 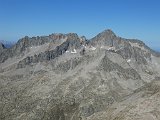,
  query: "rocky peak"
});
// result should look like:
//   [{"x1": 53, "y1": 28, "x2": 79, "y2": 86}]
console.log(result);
[
  {"x1": 101, "y1": 29, "x2": 116, "y2": 37},
  {"x1": 97, "y1": 29, "x2": 116, "y2": 39},
  {"x1": 0, "y1": 30, "x2": 159, "y2": 66},
  {"x1": 49, "y1": 33, "x2": 67, "y2": 40},
  {"x1": 90, "y1": 29, "x2": 121, "y2": 47},
  {"x1": 80, "y1": 36, "x2": 87, "y2": 41},
  {"x1": 89, "y1": 30, "x2": 156, "y2": 64},
  {"x1": 66, "y1": 33, "x2": 79, "y2": 40}
]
